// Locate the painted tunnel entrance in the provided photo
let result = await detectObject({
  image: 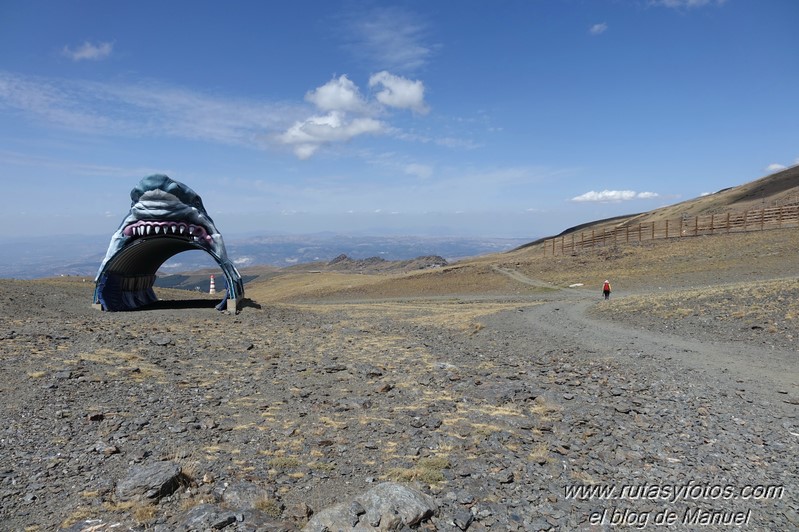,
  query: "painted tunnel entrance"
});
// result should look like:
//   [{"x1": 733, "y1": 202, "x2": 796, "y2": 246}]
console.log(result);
[{"x1": 93, "y1": 175, "x2": 244, "y2": 312}]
